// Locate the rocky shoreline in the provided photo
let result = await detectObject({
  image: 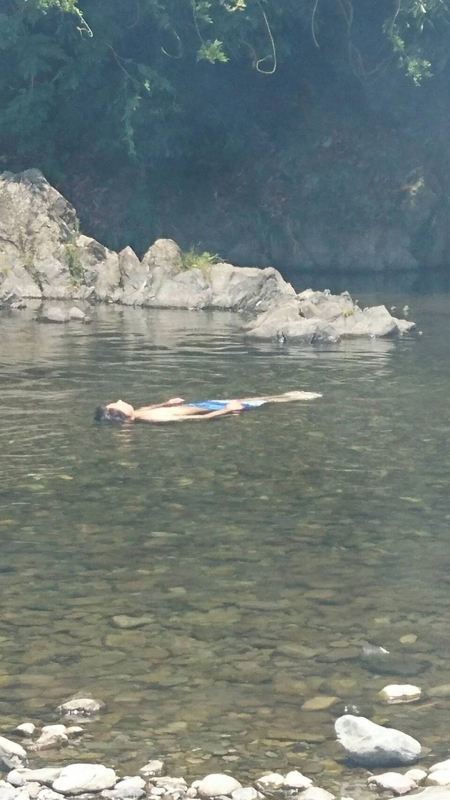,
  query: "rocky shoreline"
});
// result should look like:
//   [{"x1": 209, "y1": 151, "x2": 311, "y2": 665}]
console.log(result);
[
  {"x1": 0, "y1": 170, "x2": 416, "y2": 344},
  {"x1": 2, "y1": 691, "x2": 450, "y2": 800}
]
